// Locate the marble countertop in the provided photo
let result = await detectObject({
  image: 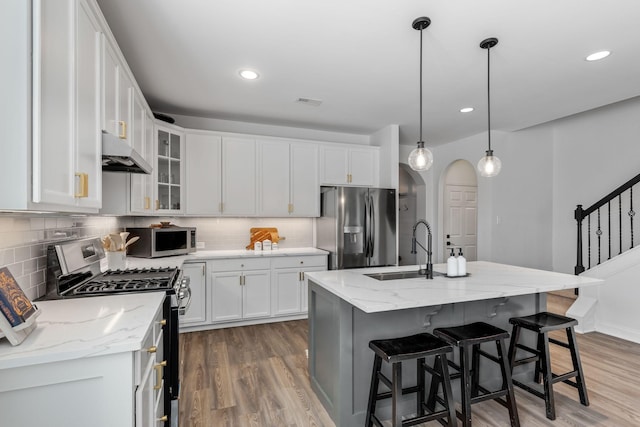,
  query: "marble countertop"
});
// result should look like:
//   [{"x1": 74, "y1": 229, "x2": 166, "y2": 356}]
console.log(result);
[
  {"x1": 305, "y1": 261, "x2": 603, "y2": 314},
  {"x1": 0, "y1": 292, "x2": 165, "y2": 370}
]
